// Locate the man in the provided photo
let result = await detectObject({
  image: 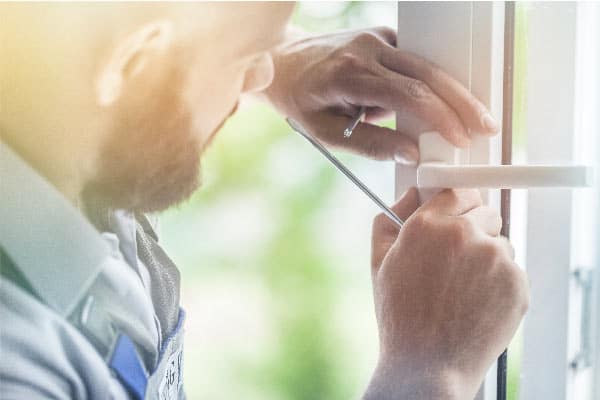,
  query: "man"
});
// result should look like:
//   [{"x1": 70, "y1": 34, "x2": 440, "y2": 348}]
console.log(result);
[{"x1": 0, "y1": 3, "x2": 528, "y2": 399}]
